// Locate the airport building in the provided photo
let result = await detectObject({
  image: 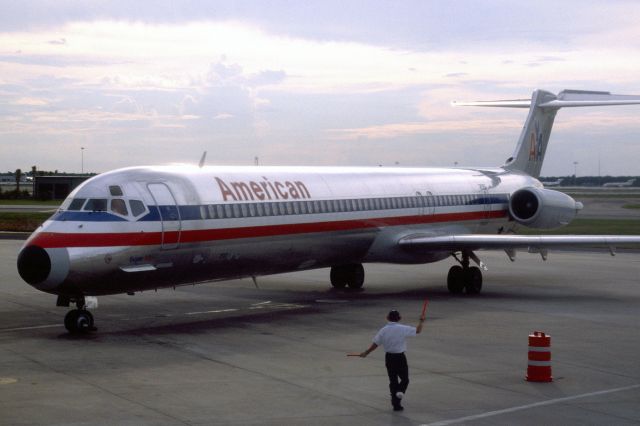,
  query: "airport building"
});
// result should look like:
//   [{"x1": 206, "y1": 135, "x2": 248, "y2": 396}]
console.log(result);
[{"x1": 33, "y1": 175, "x2": 93, "y2": 200}]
